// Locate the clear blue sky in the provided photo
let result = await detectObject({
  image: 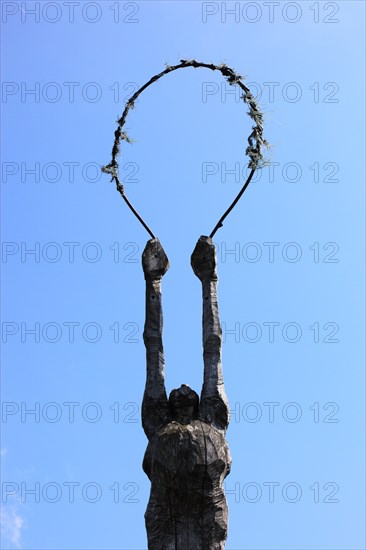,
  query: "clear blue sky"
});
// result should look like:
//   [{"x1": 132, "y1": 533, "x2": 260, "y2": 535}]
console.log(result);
[{"x1": 1, "y1": 1, "x2": 365, "y2": 549}]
